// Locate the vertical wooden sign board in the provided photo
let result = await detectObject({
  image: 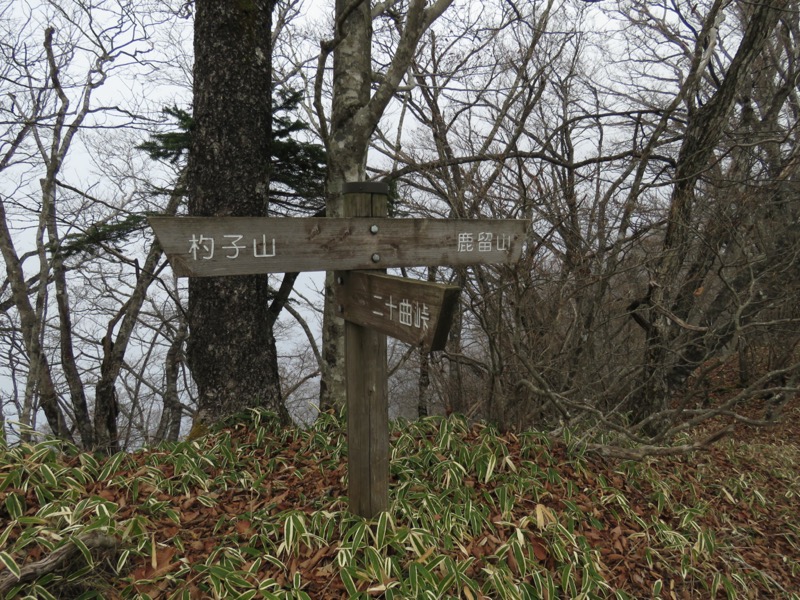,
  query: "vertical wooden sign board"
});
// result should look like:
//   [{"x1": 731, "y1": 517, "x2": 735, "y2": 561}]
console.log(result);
[{"x1": 339, "y1": 182, "x2": 389, "y2": 518}]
